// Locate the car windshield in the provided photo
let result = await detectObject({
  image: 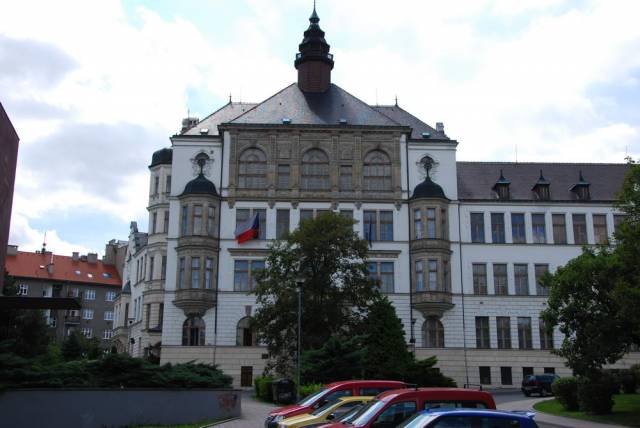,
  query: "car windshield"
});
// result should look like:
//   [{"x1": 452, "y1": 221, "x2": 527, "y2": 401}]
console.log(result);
[
  {"x1": 347, "y1": 399, "x2": 386, "y2": 425},
  {"x1": 298, "y1": 388, "x2": 328, "y2": 407},
  {"x1": 339, "y1": 405, "x2": 364, "y2": 422},
  {"x1": 311, "y1": 399, "x2": 340, "y2": 416},
  {"x1": 396, "y1": 413, "x2": 437, "y2": 428}
]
